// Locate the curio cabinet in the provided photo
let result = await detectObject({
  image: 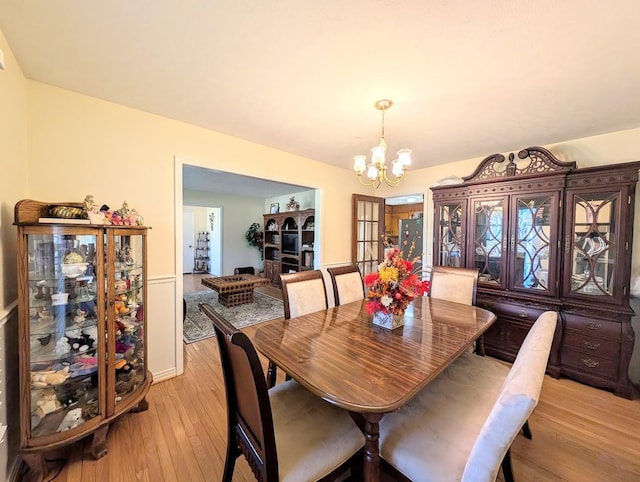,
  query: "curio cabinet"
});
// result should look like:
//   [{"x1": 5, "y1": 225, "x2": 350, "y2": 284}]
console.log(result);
[{"x1": 15, "y1": 199, "x2": 152, "y2": 482}]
